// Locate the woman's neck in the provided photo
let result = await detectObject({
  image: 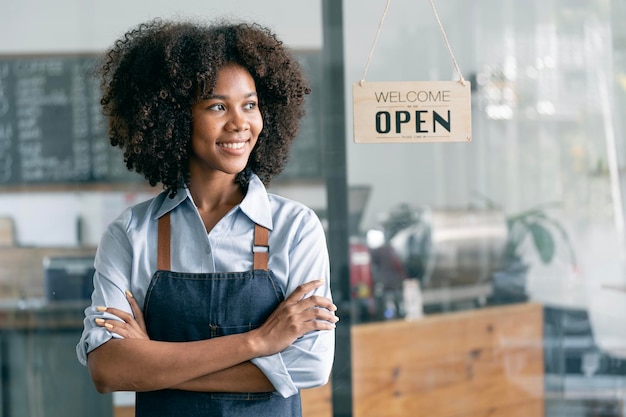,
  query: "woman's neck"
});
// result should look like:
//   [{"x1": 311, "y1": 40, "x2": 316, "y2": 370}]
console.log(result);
[{"x1": 188, "y1": 174, "x2": 244, "y2": 232}]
